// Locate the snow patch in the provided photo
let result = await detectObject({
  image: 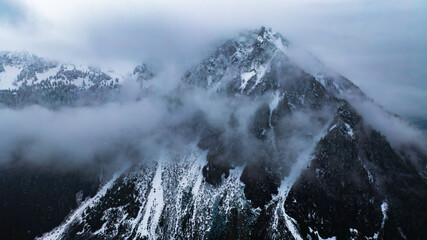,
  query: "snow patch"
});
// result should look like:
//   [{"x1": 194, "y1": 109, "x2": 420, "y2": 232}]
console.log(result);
[
  {"x1": 240, "y1": 70, "x2": 256, "y2": 91},
  {"x1": 269, "y1": 90, "x2": 281, "y2": 113},
  {"x1": 268, "y1": 90, "x2": 282, "y2": 128},
  {"x1": 364, "y1": 165, "x2": 374, "y2": 184},
  {"x1": 192, "y1": 154, "x2": 206, "y2": 196},
  {"x1": 332, "y1": 81, "x2": 341, "y2": 93},
  {"x1": 369, "y1": 201, "x2": 389, "y2": 239},
  {"x1": 381, "y1": 201, "x2": 388, "y2": 228},
  {"x1": 137, "y1": 154, "x2": 165, "y2": 239},
  {"x1": 344, "y1": 123, "x2": 355, "y2": 138},
  {"x1": 73, "y1": 77, "x2": 91, "y2": 88},
  {"x1": 0, "y1": 66, "x2": 21, "y2": 90},
  {"x1": 251, "y1": 65, "x2": 267, "y2": 89},
  {"x1": 35, "y1": 66, "x2": 60, "y2": 83},
  {"x1": 315, "y1": 74, "x2": 326, "y2": 87}
]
